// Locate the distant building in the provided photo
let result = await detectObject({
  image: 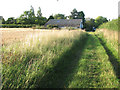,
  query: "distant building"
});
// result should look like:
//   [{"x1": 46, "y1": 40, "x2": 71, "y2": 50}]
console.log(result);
[{"x1": 44, "y1": 19, "x2": 83, "y2": 29}]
